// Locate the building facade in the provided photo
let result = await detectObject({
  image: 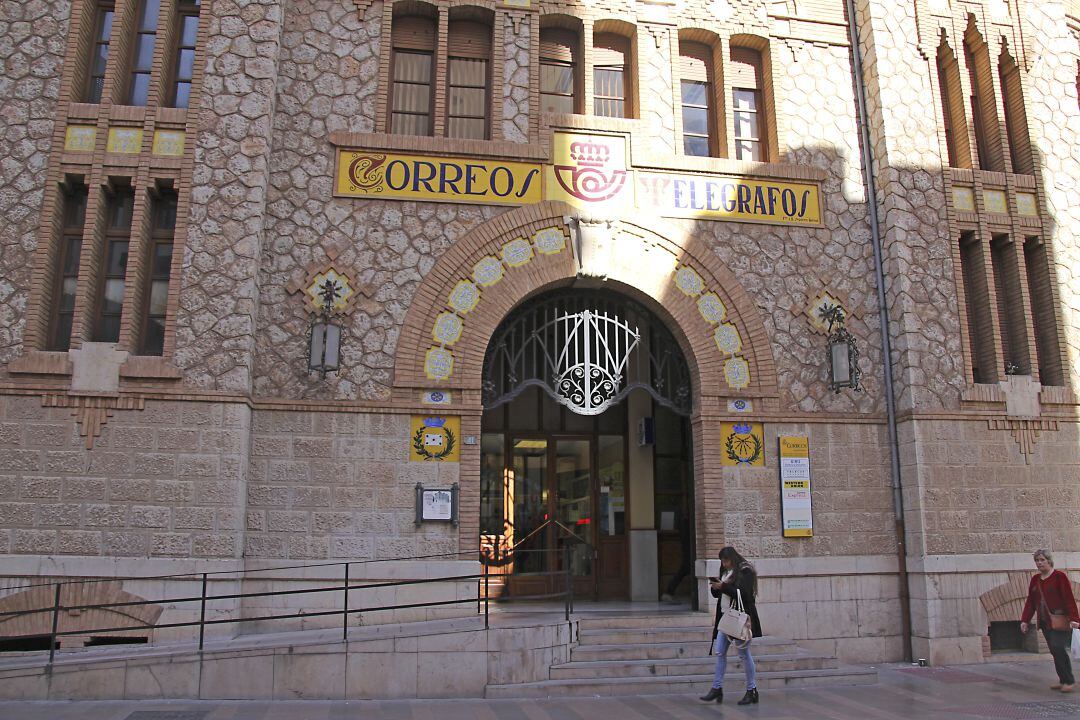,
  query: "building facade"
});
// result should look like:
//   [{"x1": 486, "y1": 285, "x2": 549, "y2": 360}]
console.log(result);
[{"x1": 0, "y1": 0, "x2": 1078, "y2": 667}]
